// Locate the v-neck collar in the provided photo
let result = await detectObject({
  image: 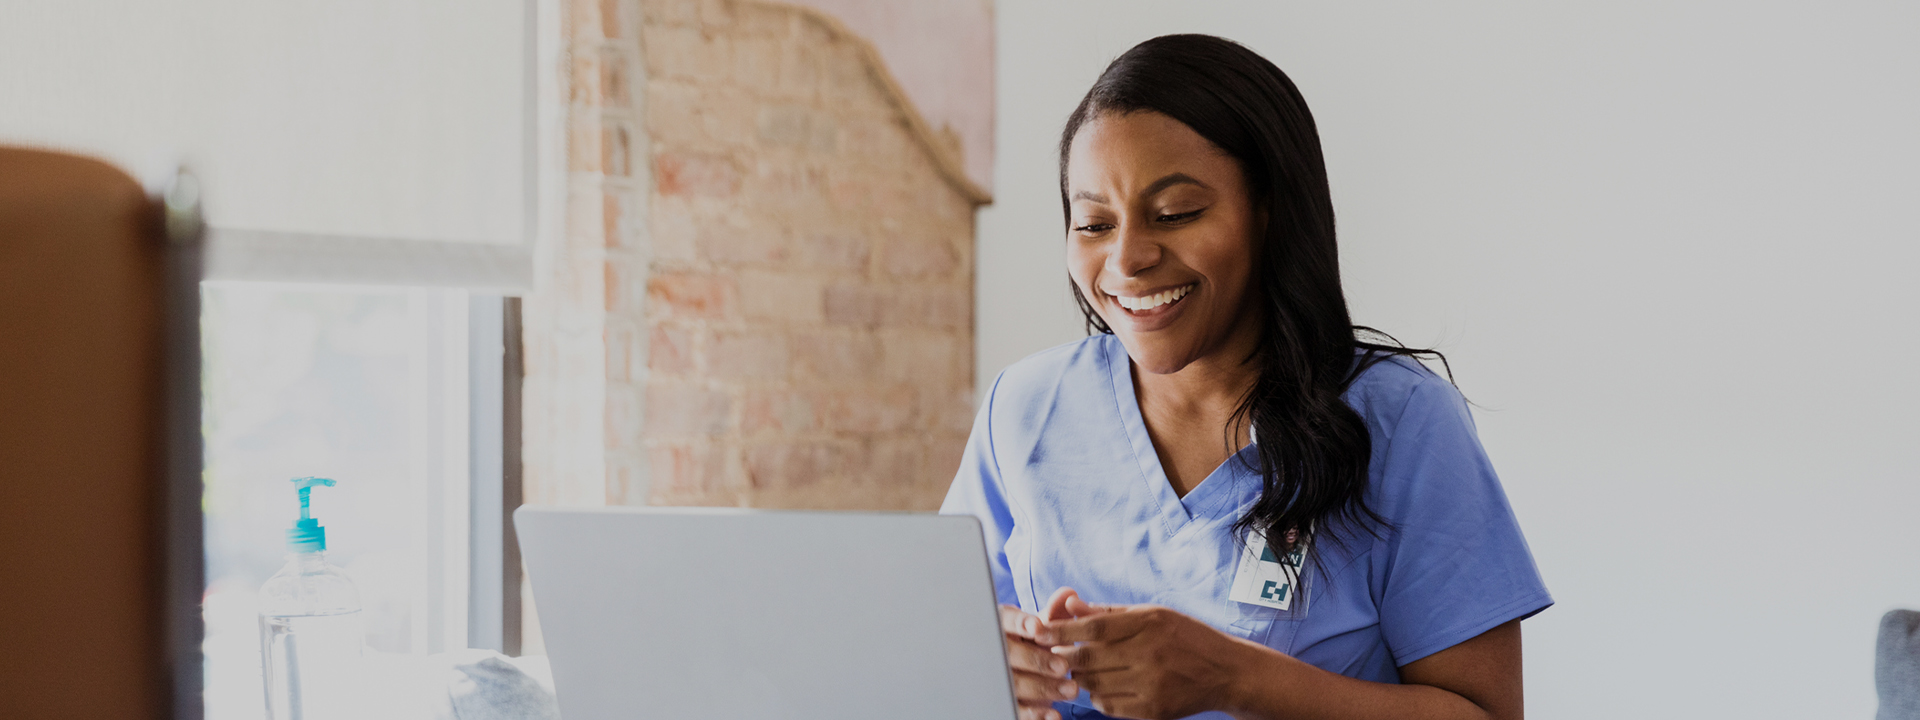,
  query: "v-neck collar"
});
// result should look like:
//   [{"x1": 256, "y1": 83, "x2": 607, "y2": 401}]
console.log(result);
[{"x1": 1101, "y1": 336, "x2": 1257, "y2": 538}]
